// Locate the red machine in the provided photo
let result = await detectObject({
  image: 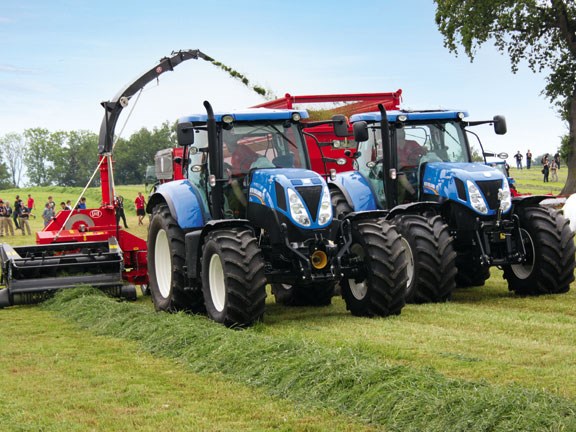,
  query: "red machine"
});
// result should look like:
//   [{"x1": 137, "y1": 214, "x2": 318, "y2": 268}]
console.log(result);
[
  {"x1": 253, "y1": 91, "x2": 402, "y2": 173},
  {"x1": 0, "y1": 50, "x2": 213, "y2": 308}
]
